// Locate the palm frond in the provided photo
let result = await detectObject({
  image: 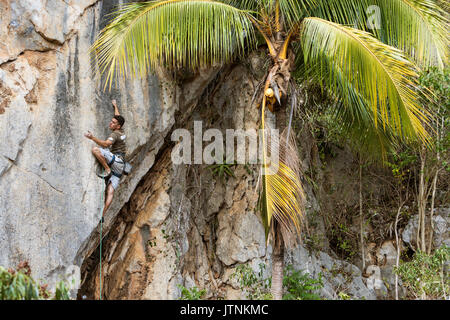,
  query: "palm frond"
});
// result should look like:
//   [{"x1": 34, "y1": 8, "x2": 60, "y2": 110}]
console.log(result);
[
  {"x1": 91, "y1": 0, "x2": 256, "y2": 88},
  {"x1": 435, "y1": 0, "x2": 450, "y2": 12},
  {"x1": 311, "y1": 0, "x2": 449, "y2": 68},
  {"x1": 277, "y1": 0, "x2": 317, "y2": 29},
  {"x1": 259, "y1": 95, "x2": 305, "y2": 247},
  {"x1": 299, "y1": 17, "x2": 432, "y2": 145},
  {"x1": 332, "y1": 101, "x2": 399, "y2": 163},
  {"x1": 373, "y1": 0, "x2": 448, "y2": 69},
  {"x1": 220, "y1": 0, "x2": 263, "y2": 11},
  {"x1": 310, "y1": 0, "x2": 370, "y2": 30},
  {"x1": 300, "y1": 58, "x2": 399, "y2": 161},
  {"x1": 231, "y1": 0, "x2": 315, "y2": 31}
]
